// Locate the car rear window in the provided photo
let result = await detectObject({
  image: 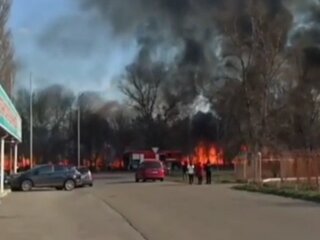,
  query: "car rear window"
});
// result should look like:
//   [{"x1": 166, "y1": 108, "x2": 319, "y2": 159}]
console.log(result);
[{"x1": 142, "y1": 161, "x2": 162, "y2": 169}]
